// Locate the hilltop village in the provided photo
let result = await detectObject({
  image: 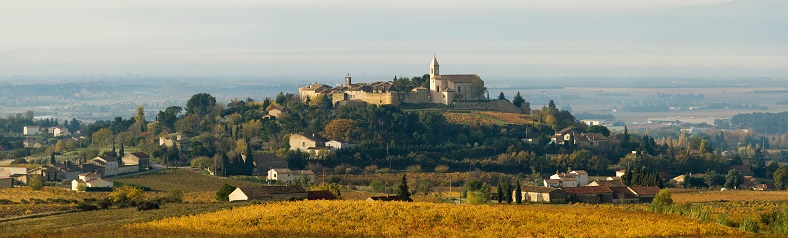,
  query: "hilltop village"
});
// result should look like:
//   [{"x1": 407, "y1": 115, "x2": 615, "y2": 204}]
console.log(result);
[{"x1": 299, "y1": 56, "x2": 530, "y2": 114}]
